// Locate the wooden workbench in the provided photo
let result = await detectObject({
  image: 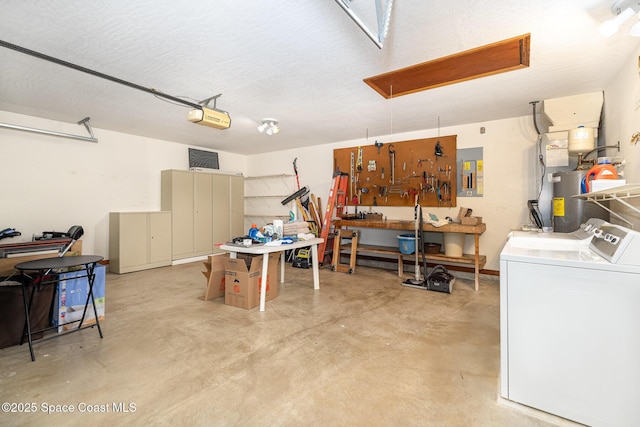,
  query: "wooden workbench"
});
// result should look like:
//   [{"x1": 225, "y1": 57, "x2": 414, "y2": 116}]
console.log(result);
[
  {"x1": 332, "y1": 219, "x2": 486, "y2": 290},
  {"x1": 0, "y1": 239, "x2": 82, "y2": 277}
]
